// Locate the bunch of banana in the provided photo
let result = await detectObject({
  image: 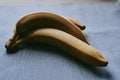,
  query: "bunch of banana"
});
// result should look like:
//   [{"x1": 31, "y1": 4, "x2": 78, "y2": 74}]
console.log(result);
[{"x1": 5, "y1": 12, "x2": 108, "y2": 67}]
